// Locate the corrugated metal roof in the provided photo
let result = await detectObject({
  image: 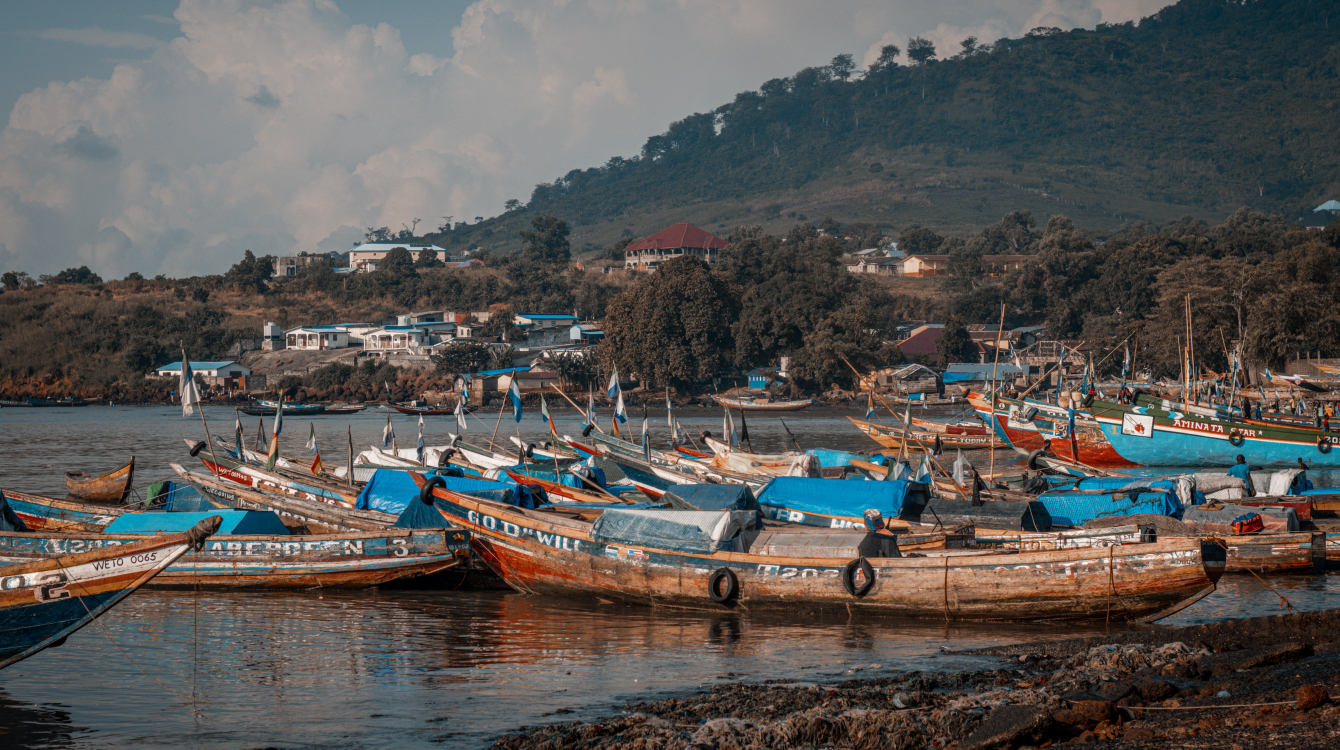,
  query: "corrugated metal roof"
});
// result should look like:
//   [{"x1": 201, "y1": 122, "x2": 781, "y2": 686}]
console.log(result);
[
  {"x1": 623, "y1": 223, "x2": 728, "y2": 253},
  {"x1": 155, "y1": 361, "x2": 239, "y2": 371},
  {"x1": 518, "y1": 314, "x2": 578, "y2": 320}
]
